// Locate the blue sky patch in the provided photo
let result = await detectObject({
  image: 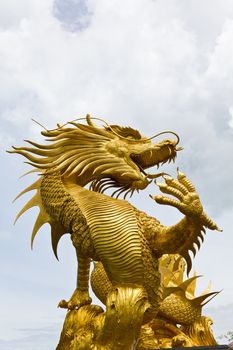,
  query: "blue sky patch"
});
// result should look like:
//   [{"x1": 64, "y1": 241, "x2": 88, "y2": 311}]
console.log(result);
[{"x1": 53, "y1": 0, "x2": 92, "y2": 31}]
